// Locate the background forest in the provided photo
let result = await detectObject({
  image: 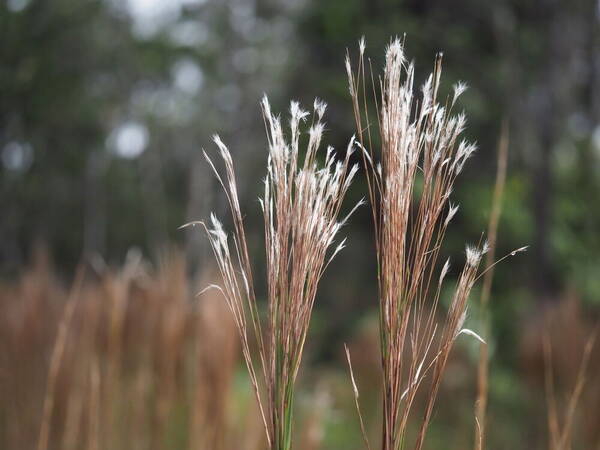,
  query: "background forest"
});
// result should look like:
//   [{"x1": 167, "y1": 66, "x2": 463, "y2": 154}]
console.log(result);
[{"x1": 1, "y1": 0, "x2": 599, "y2": 449}]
